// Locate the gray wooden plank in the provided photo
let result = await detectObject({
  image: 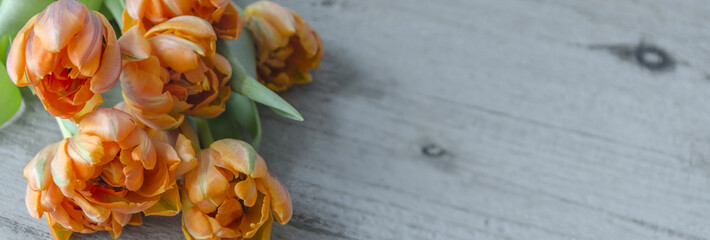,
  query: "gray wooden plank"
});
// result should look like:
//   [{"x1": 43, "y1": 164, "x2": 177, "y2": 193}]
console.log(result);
[{"x1": 3, "y1": 0, "x2": 710, "y2": 239}]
